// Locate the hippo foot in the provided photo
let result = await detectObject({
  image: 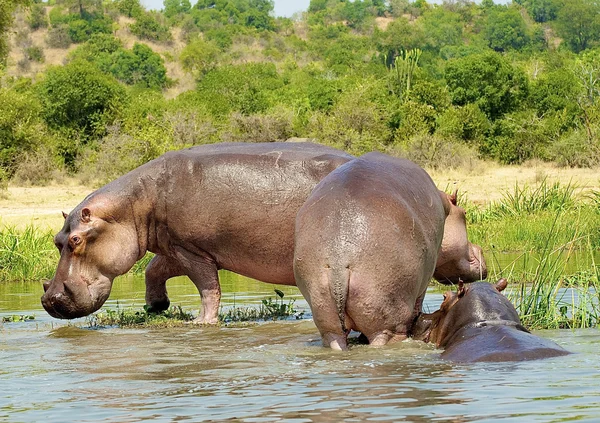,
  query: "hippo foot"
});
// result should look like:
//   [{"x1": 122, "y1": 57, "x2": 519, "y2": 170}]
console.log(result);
[
  {"x1": 146, "y1": 298, "x2": 170, "y2": 313},
  {"x1": 191, "y1": 315, "x2": 219, "y2": 325}
]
